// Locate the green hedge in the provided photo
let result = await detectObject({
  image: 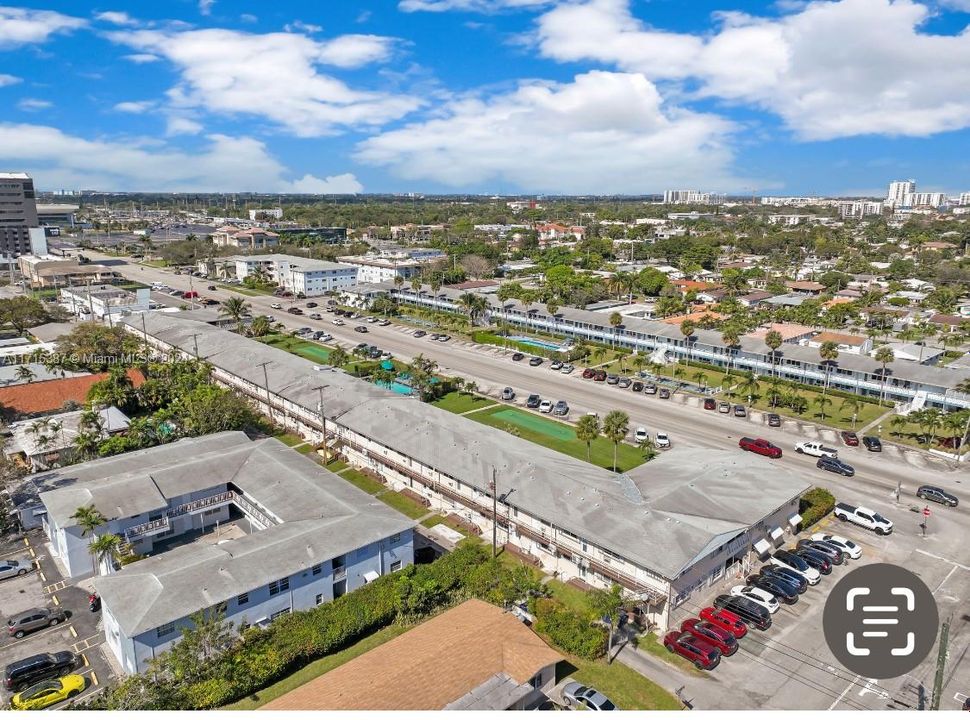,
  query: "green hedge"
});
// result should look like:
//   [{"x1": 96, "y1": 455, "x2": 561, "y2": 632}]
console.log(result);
[
  {"x1": 799, "y1": 487, "x2": 836, "y2": 529},
  {"x1": 532, "y1": 598, "x2": 607, "y2": 660}
]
